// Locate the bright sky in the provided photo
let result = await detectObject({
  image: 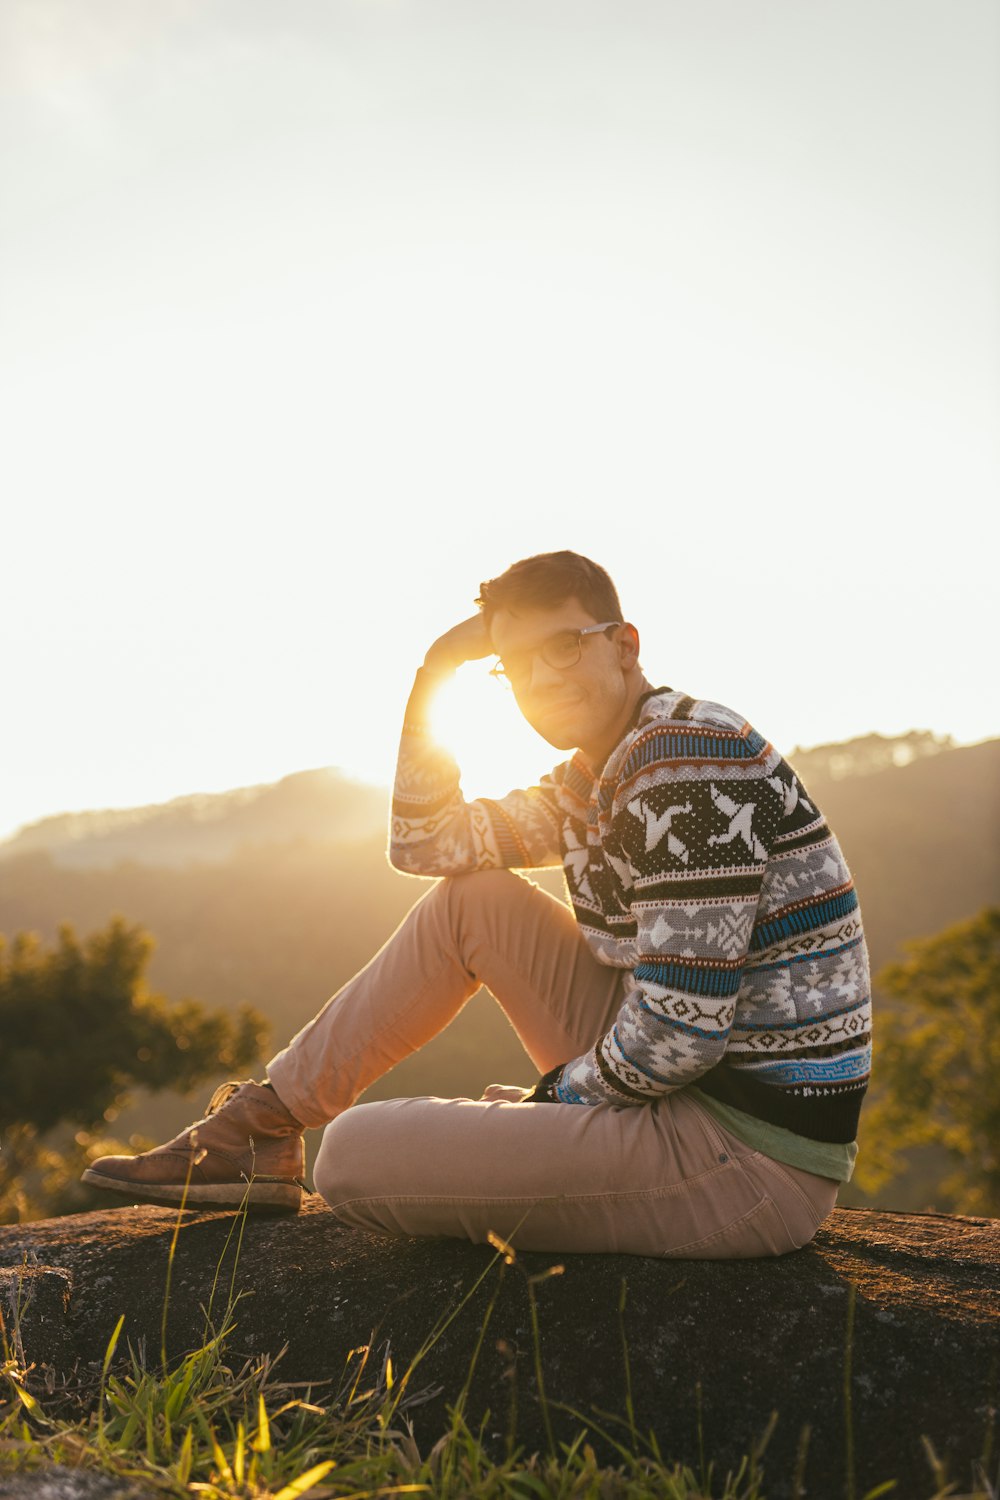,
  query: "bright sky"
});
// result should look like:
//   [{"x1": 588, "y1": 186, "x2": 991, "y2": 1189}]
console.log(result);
[{"x1": 1, "y1": 0, "x2": 997, "y2": 843}]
